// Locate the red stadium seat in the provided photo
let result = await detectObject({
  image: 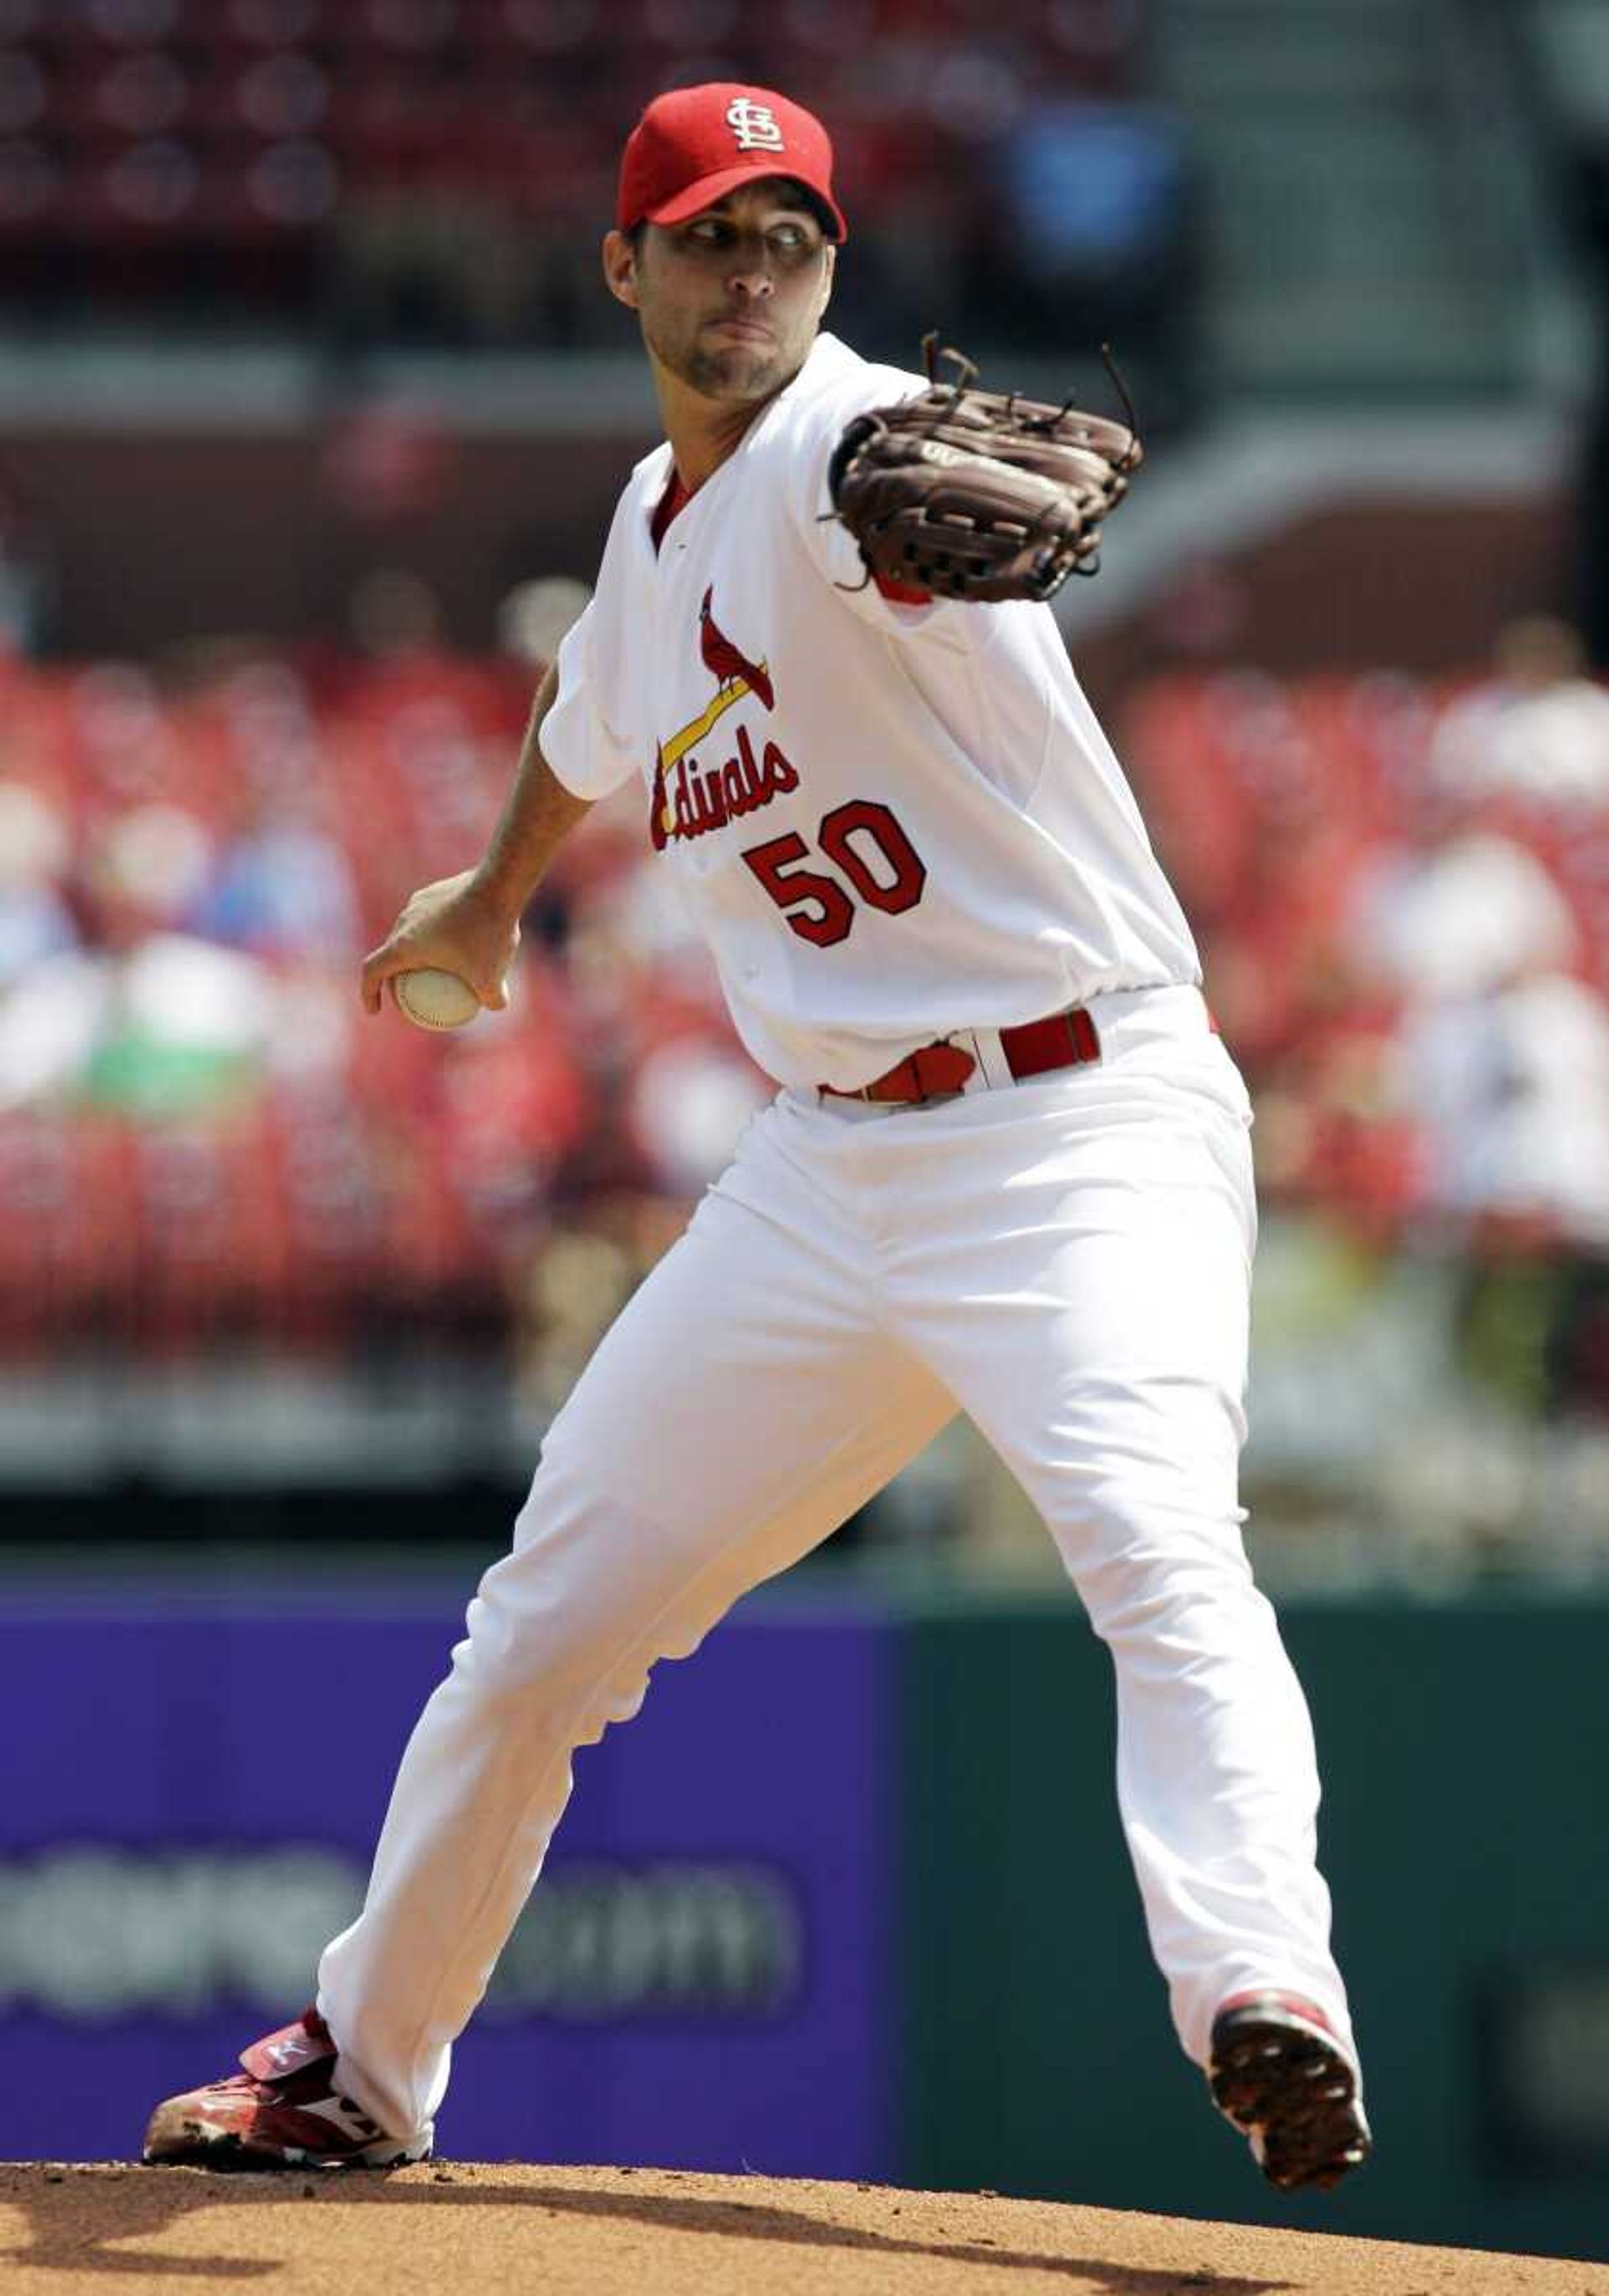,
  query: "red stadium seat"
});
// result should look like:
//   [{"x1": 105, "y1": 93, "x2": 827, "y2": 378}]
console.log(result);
[
  {"x1": 349, "y1": 0, "x2": 462, "y2": 60},
  {"x1": 41, "y1": 648, "x2": 1597, "y2": 1363},
  {"x1": 220, "y1": 0, "x2": 326, "y2": 49},
  {"x1": 194, "y1": 49, "x2": 330, "y2": 145},
  {"x1": 57, "y1": 49, "x2": 194, "y2": 145}
]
